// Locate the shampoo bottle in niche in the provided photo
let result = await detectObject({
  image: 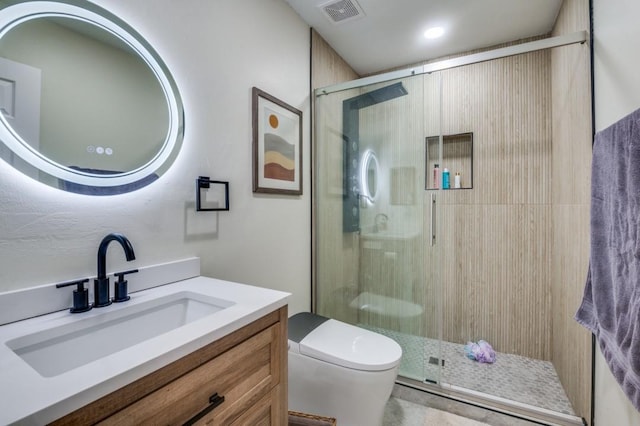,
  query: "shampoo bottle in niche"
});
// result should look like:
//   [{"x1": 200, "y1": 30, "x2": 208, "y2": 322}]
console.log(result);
[
  {"x1": 433, "y1": 164, "x2": 439, "y2": 189},
  {"x1": 454, "y1": 172, "x2": 461, "y2": 189},
  {"x1": 442, "y1": 168, "x2": 450, "y2": 189}
]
